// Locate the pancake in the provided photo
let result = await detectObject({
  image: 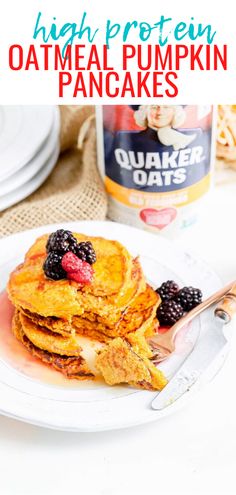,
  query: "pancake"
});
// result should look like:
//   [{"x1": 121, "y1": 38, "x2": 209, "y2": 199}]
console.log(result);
[
  {"x1": 8, "y1": 230, "x2": 167, "y2": 390},
  {"x1": 73, "y1": 257, "x2": 146, "y2": 324},
  {"x1": 95, "y1": 338, "x2": 167, "y2": 391},
  {"x1": 73, "y1": 284, "x2": 160, "y2": 339},
  {"x1": 25, "y1": 233, "x2": 133, "y2": 297},
  {"x1": 126, "y1": 325, "x2": 155, "y2": 360},
  {"x1": 12, "y1": 312, "x2": 94, "y2": 379},
  {"x1": 19, "y1": 308, "x2": 73, "y2": 337},
  {"x1": 19, "y1": 312, "x2": 81, "y2": 356},
  {"x1": 15, "y1": 257, "x2": 145, "y2": 335},
  {"x1": 8, "y1": 234, "x2": 143, "y2": 320}
]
